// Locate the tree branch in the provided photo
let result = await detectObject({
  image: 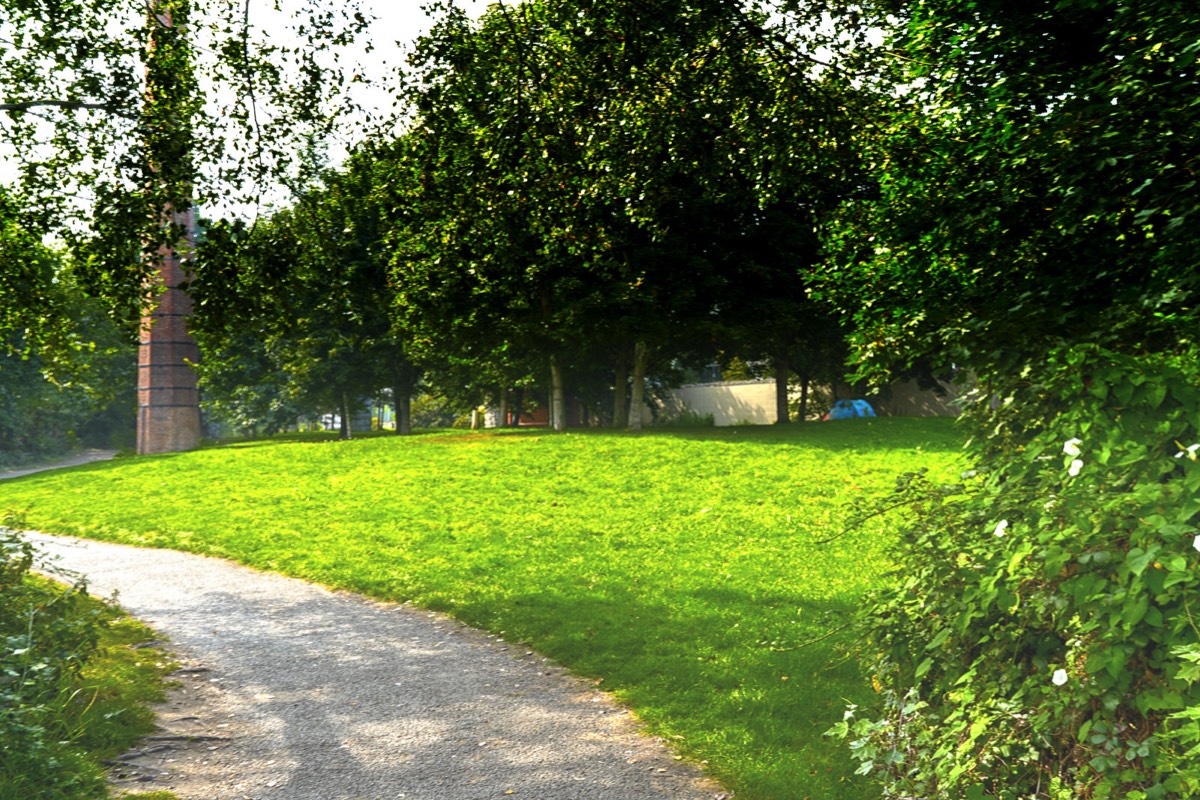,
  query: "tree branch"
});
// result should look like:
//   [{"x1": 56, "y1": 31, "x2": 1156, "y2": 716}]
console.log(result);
[{"x1": 0, "y1": 99, "x2": 133, "y2": 118}]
